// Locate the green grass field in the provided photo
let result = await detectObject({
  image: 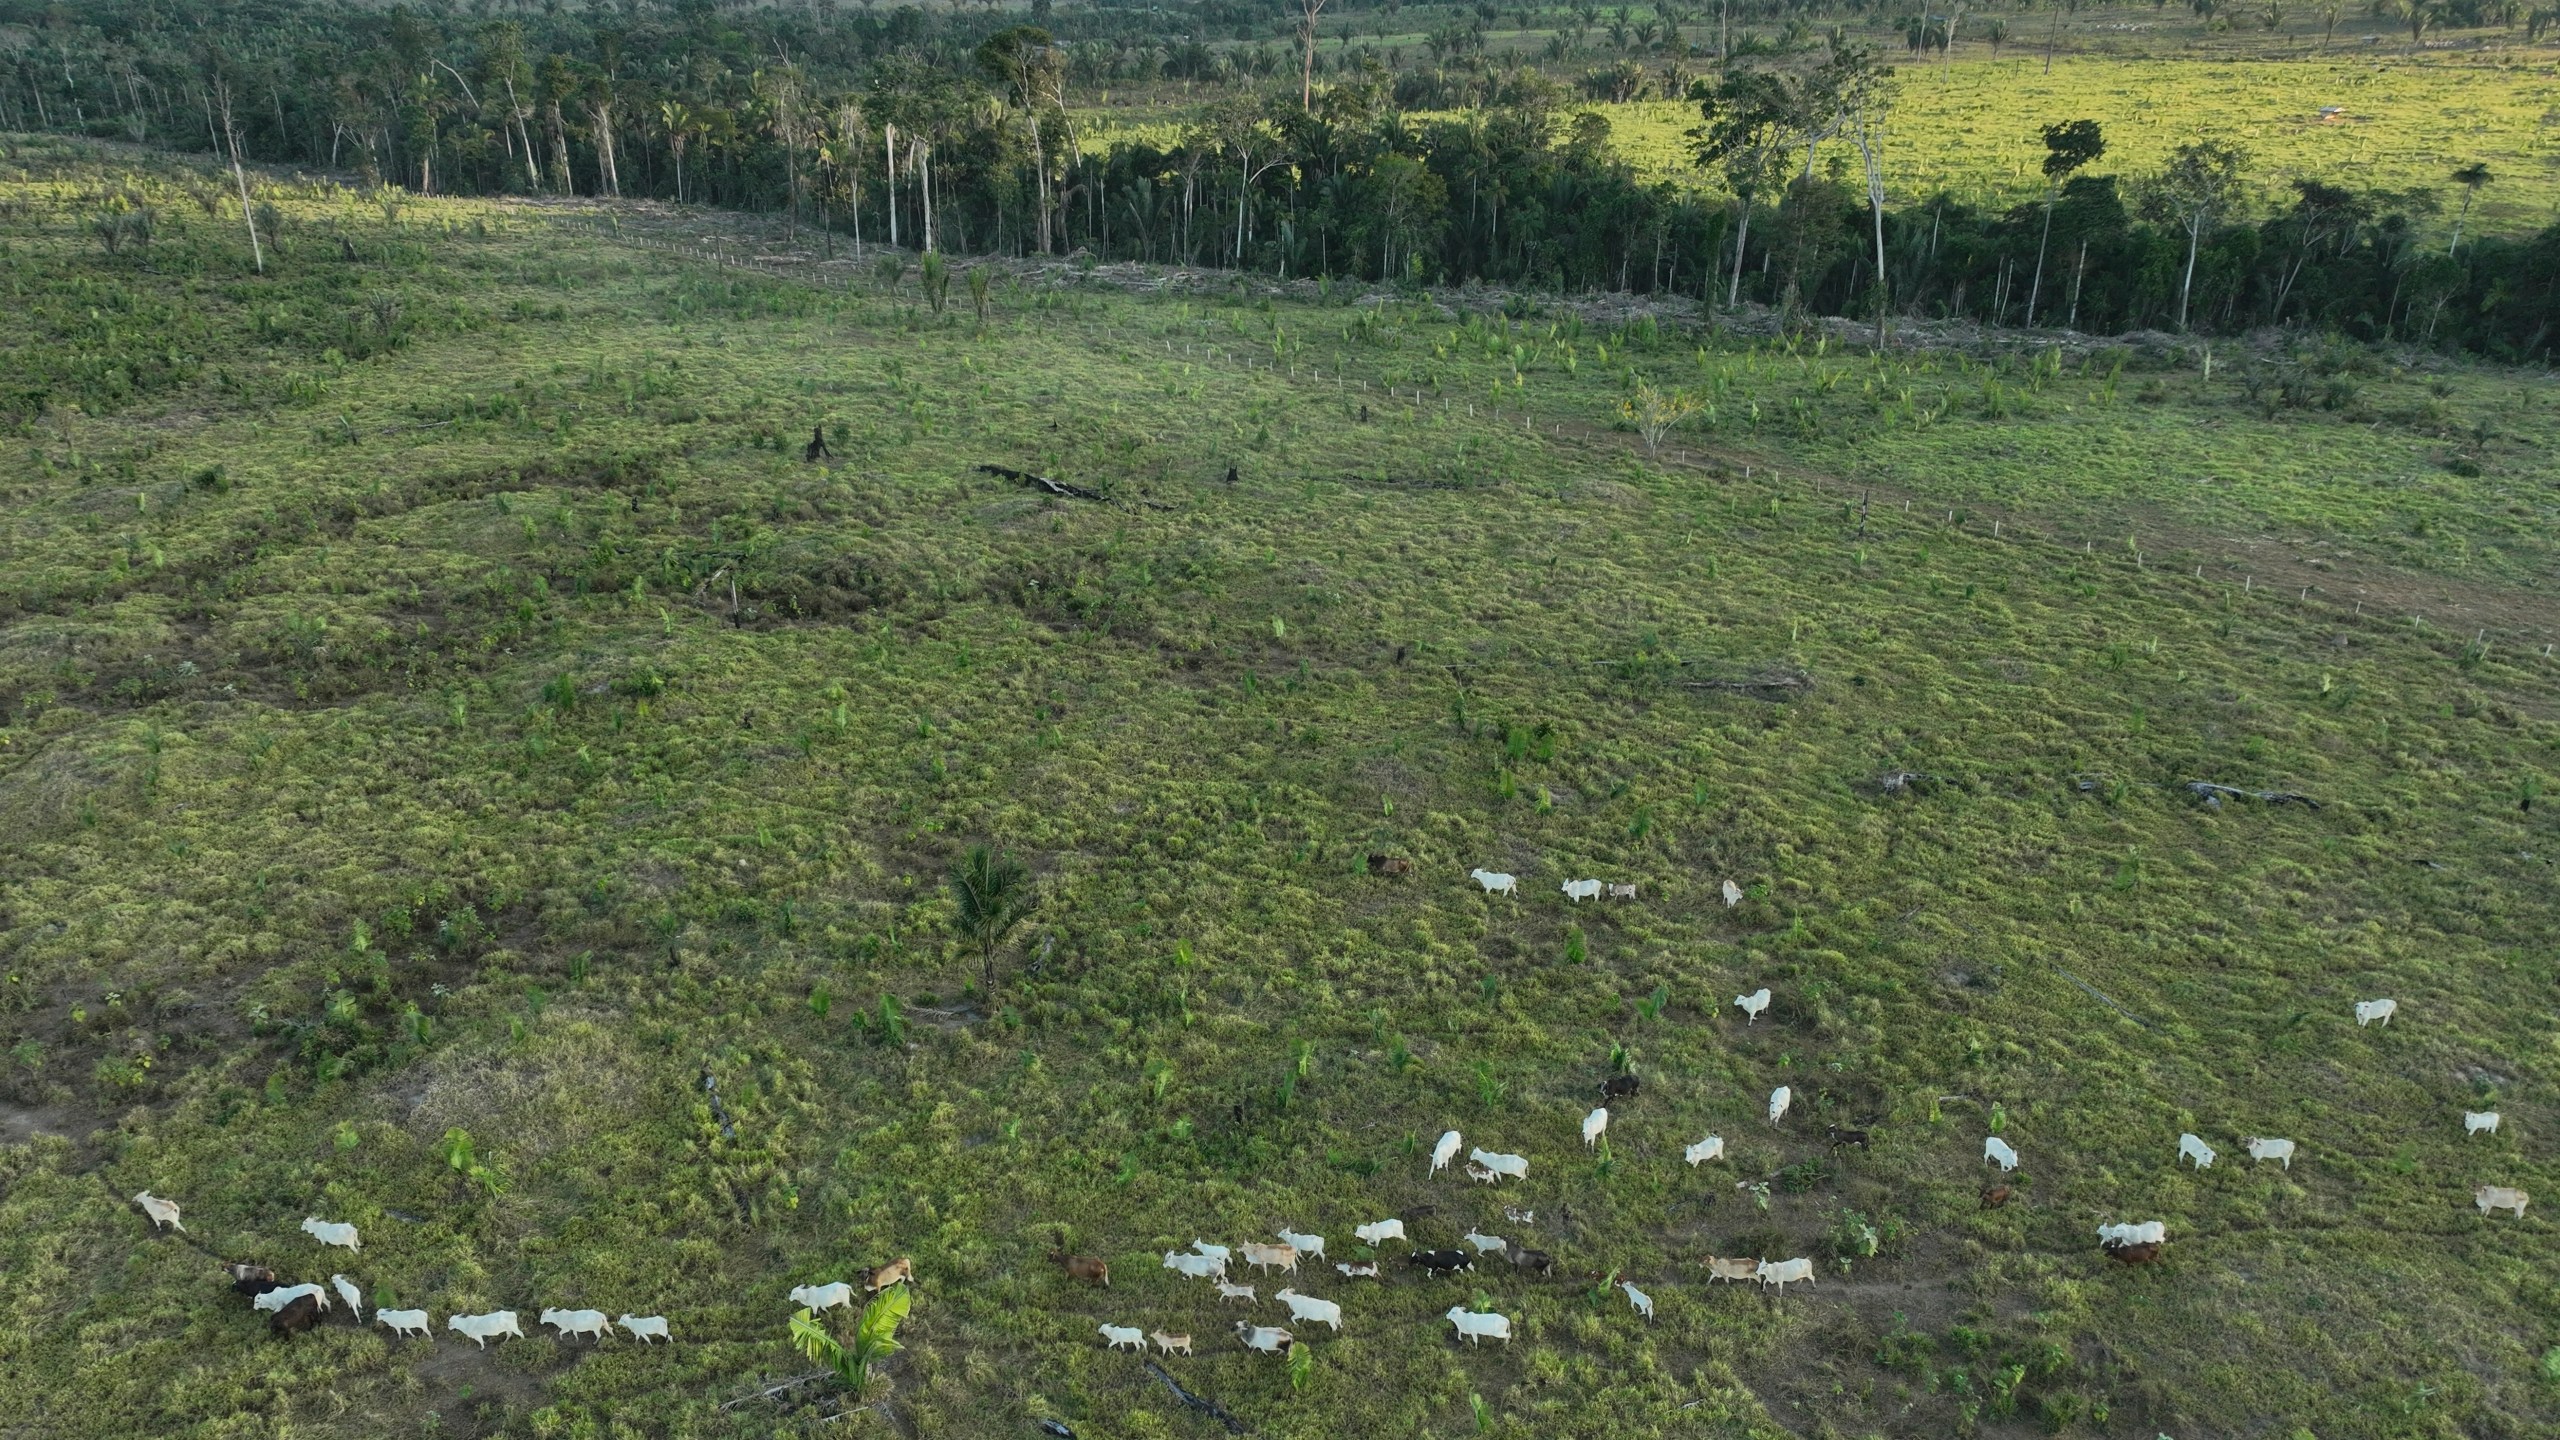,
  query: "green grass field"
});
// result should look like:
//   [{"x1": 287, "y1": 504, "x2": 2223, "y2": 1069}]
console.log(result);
[{"x1": 2, "y1": 136, "x2": 2557, "y2": 1439}]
